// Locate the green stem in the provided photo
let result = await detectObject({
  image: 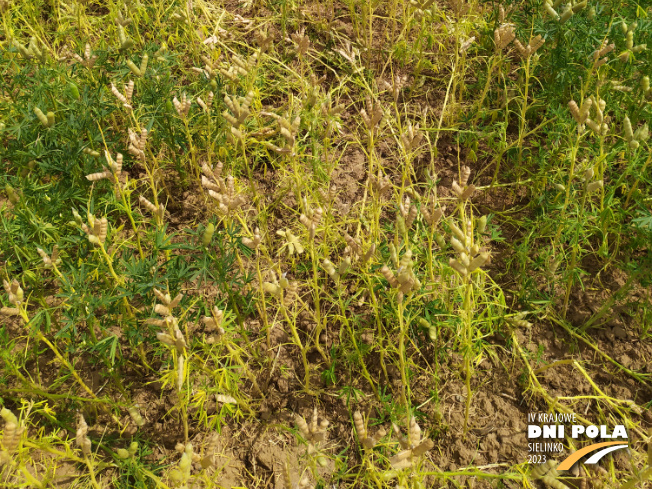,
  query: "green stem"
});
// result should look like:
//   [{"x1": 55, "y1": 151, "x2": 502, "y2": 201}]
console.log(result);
[
  {"x1": 98, "y1": 242, "x2": 122, "y2": 285},
  {"x1": 397, "y1": 300, "x2": 408, "y2": 409},
  {"x1": 280, "y1": 300, "x2": 312, "y2": 393}
]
